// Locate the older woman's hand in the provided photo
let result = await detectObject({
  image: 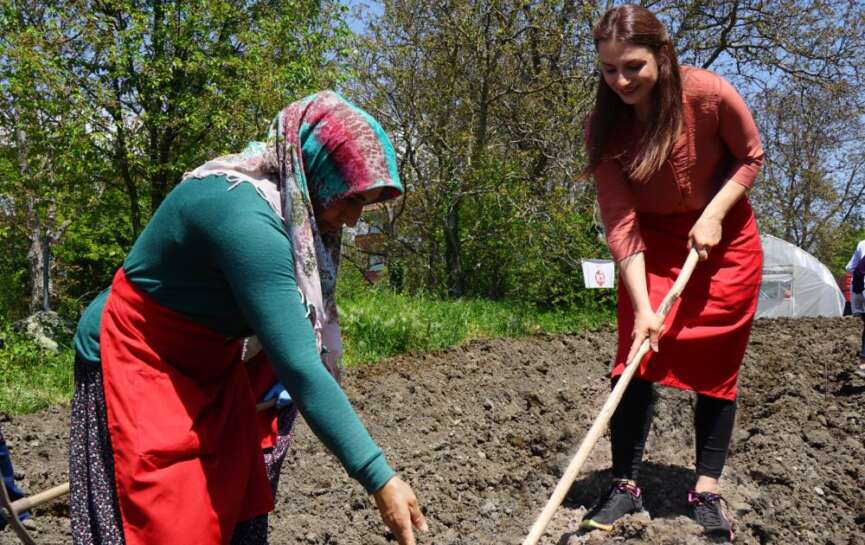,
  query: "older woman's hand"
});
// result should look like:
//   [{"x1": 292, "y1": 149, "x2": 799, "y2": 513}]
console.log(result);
[{"x1": 372, "y1": 476, "x2": 428, "y2": 545}]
